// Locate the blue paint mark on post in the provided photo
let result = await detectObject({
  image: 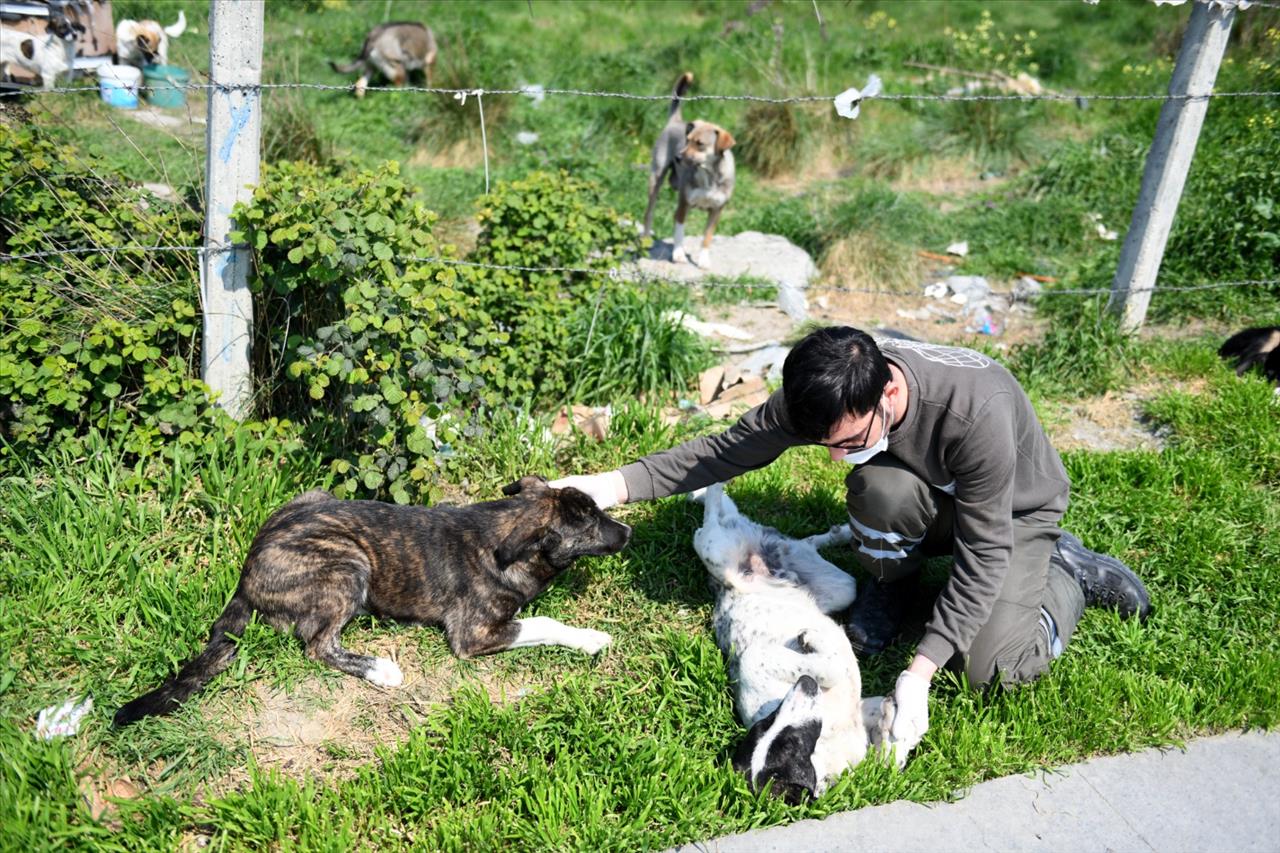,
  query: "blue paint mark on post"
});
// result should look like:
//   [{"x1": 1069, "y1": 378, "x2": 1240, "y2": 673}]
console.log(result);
[{"x1": 218, "y1": 92, "x2": 256, "y2": 164}]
